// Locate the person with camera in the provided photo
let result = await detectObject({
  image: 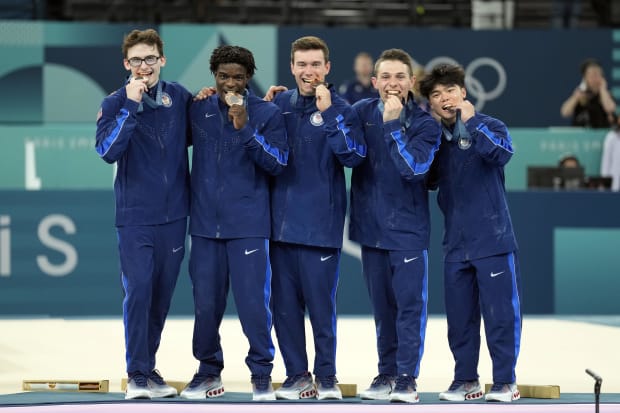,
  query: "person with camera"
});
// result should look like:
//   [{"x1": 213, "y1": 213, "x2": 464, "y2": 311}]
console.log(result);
[{"x1": 560, "y1": 58, "x2": 616, "y2": 128}]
